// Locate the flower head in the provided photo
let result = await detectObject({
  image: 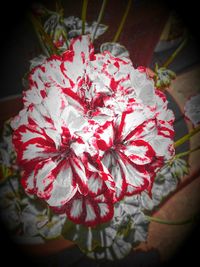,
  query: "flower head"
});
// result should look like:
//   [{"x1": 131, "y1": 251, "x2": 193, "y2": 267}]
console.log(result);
[
  {"x1": 11, "y1": 35, "x2": 175, "y2": 227},
  {"x1": 44, "y1": 13, "x2": 68, "y2": 50},
  {"x1": 154, "y1": 64, "x2": 176, "y2": 90}
]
